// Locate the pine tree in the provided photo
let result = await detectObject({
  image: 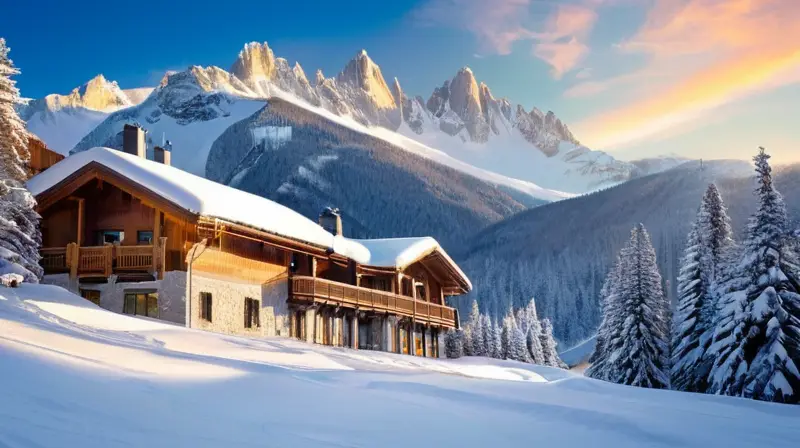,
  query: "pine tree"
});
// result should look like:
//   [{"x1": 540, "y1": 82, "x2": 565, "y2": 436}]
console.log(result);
[
  {"x1": 520, "y1": 298, "x2": 545, "y2": 364},
  {"x1": 444, "y1": 329, "x2": 465, "y2": 359},
  {"x1": 540, "y1": 318, "x2": 566, "y2": 368},
  {"x1": 491, "y1": 318, "x2": 503, "y2": 359},
  {"x1": 500, "y1": 310, "x2": 515, "y2": 360},
  {"x1": 463, "y1": 300, "x2": 481, "y2": 356},
  {"x1": 707, "y1": 148, "x2": 800, "y2": 403},
  {"x1": 671, "y1": 220, "x2": 706, "y2": 391},
  {"x1": 472, "y1": 310, "x2": 486, "y2": 357},
  {"x1": 601, "y1": 224, "x2": 671, "y2": 388},
  {"x1": 509, "y1": 317, "x2": 531, "y2": 363},
  {"x1": 480, "y1": 314, "x2": 493, "y2": 358},
  {"x1": 0, "y1": 38, "x2": 41, "y2": 282},
  {"x1": 672, "y1": 184, "x2": 736, "y2": 392},
  {"x1": 586, "y1": 258, "x2": 623, "y2": 380}
]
